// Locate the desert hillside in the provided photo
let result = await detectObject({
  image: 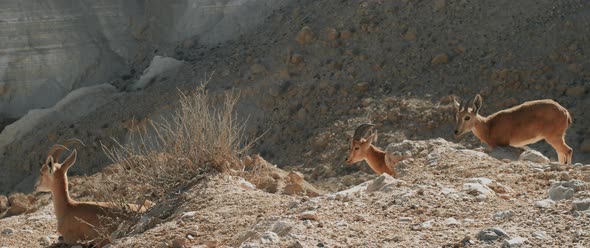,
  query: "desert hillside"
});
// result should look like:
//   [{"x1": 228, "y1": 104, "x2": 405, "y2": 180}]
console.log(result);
[{"x1": 0, "y1": 0, "x2": 589, "y2": 247}]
